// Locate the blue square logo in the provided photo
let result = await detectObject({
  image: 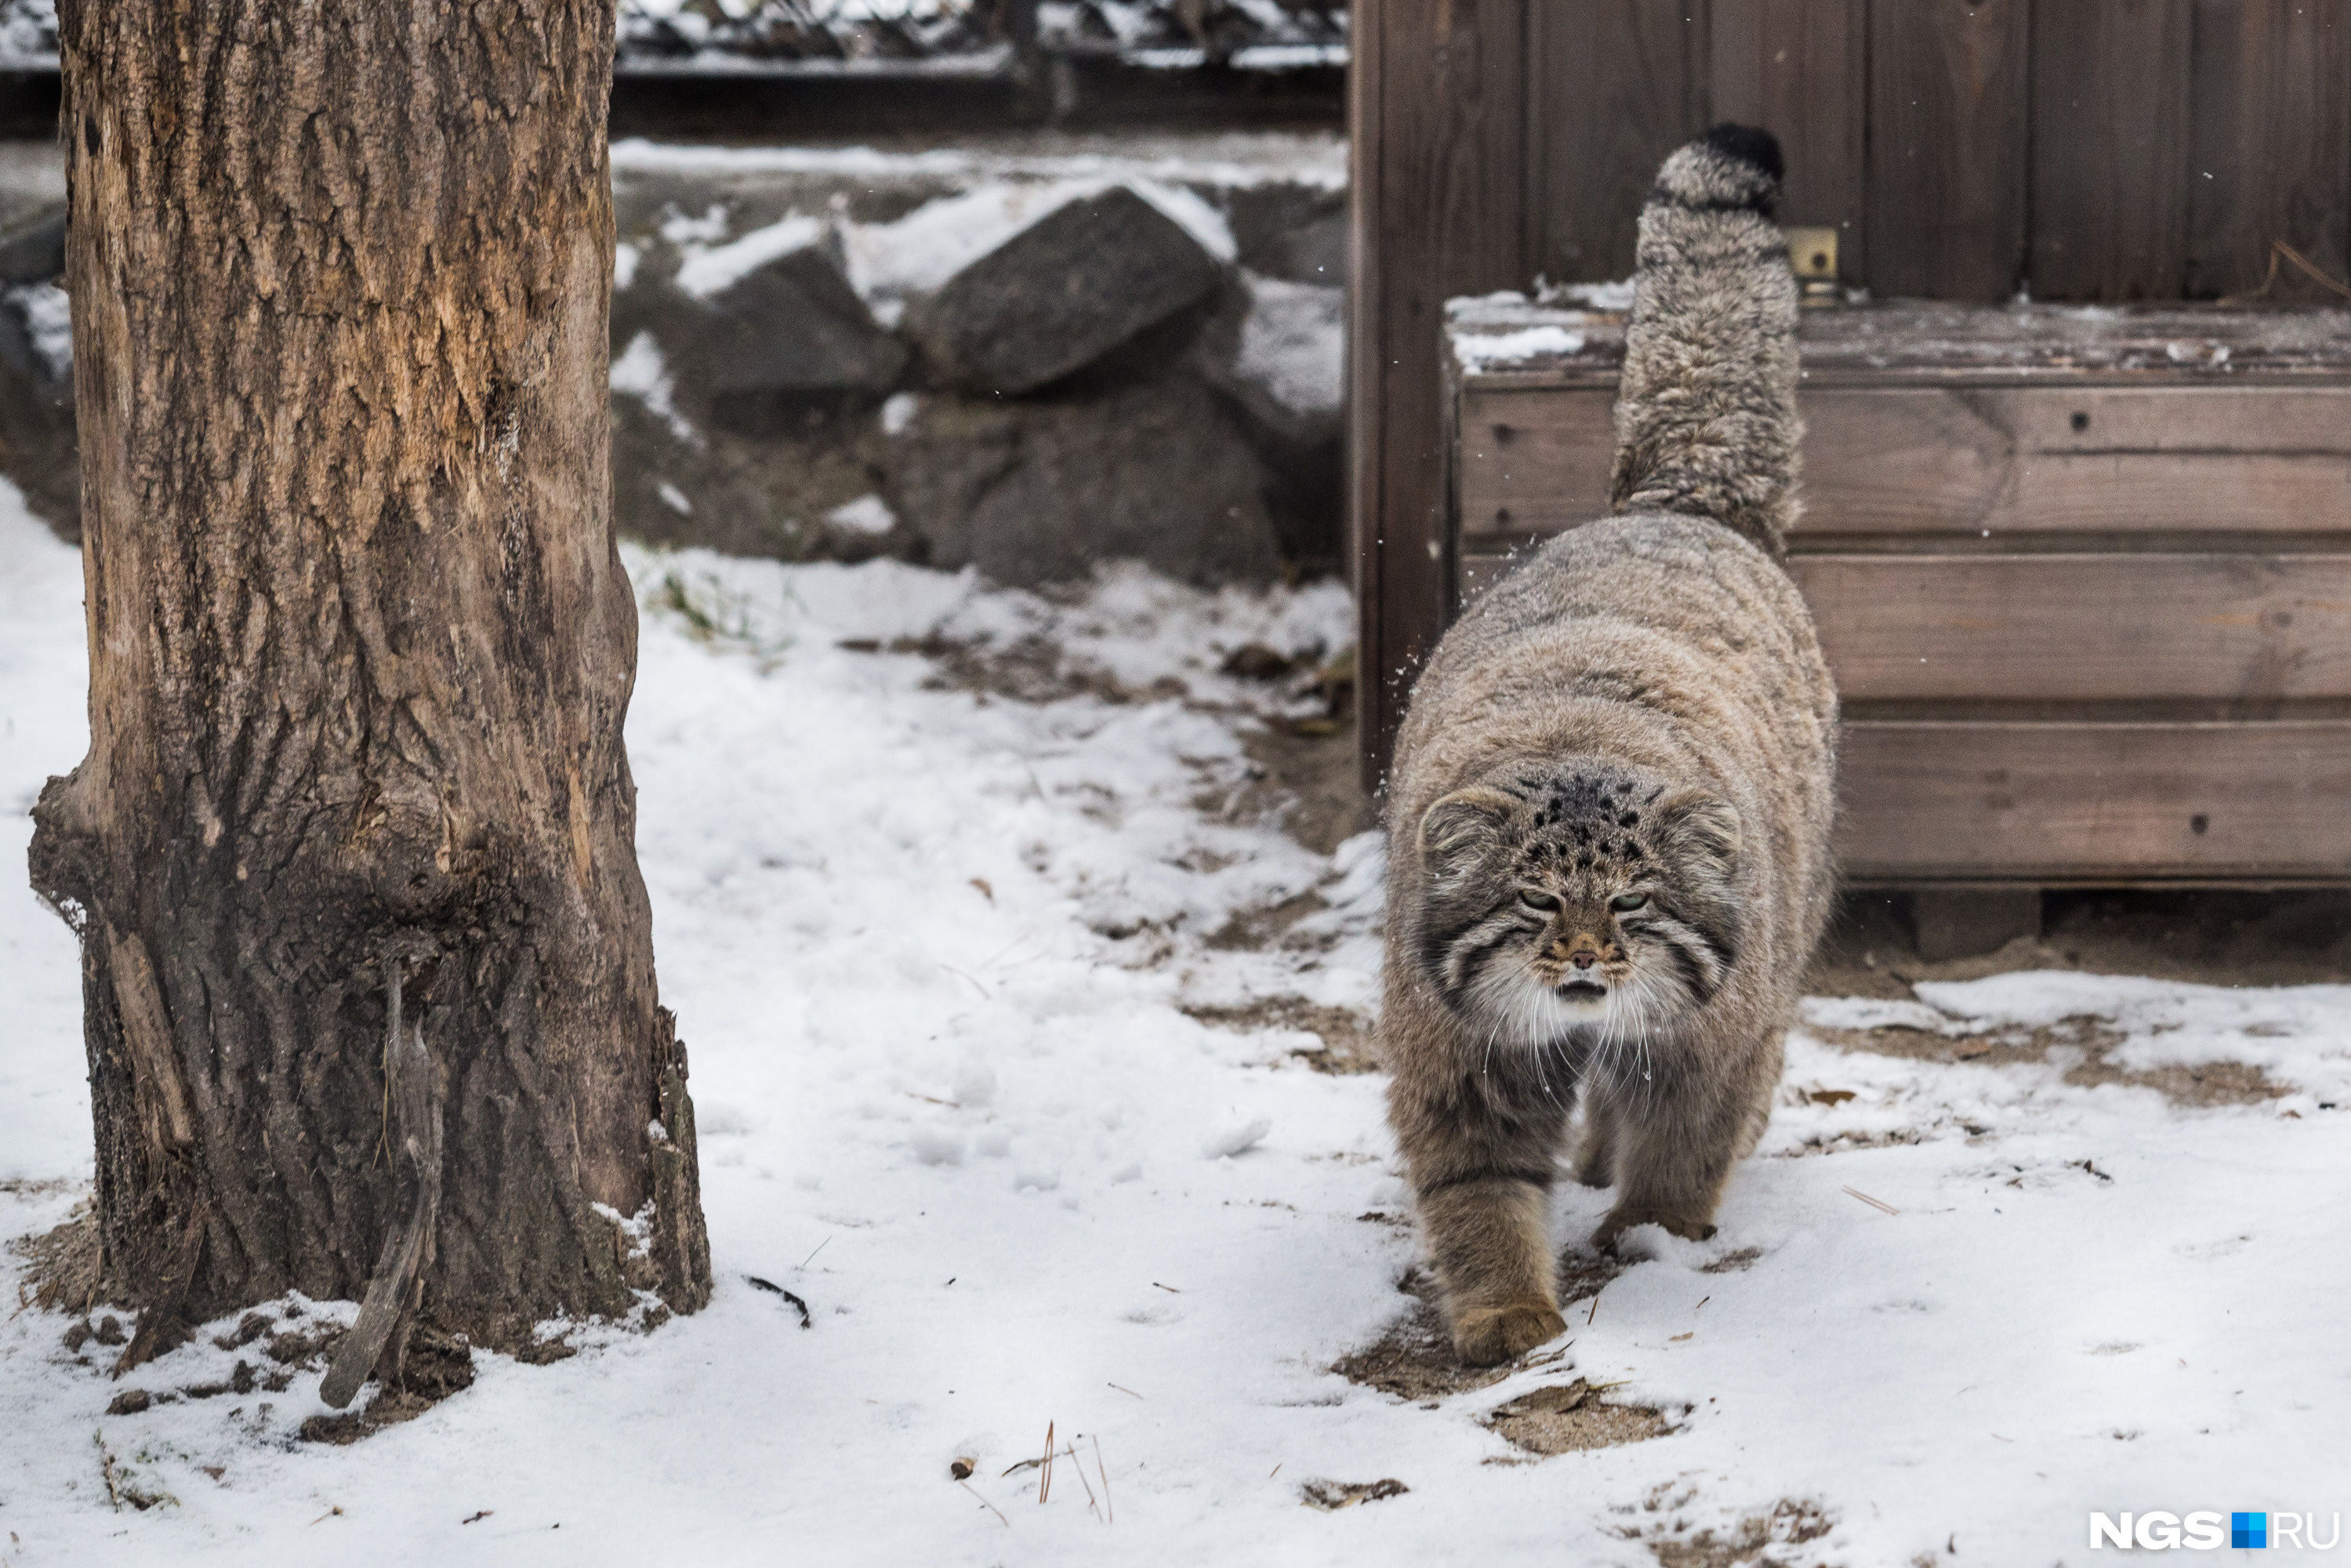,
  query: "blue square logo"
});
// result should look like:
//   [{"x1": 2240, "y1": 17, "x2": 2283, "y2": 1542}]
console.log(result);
[{"x1": 2234, "y1": 1512, "x2": 2269, "y2": 1549}]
